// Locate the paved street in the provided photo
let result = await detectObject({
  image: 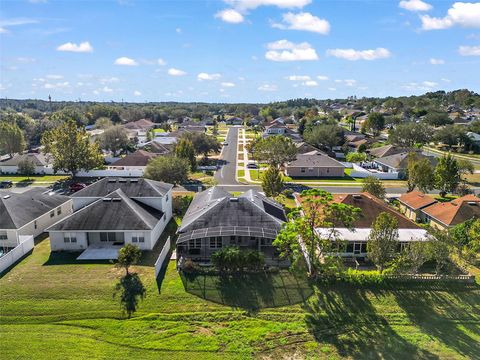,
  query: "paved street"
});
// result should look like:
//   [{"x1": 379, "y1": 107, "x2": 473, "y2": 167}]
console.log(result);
[{"x1": 214, "y1": 127, "x2": 240, "y2": 185}]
